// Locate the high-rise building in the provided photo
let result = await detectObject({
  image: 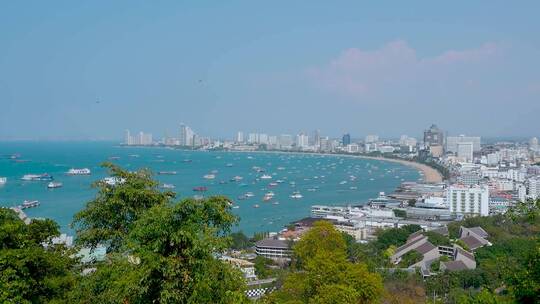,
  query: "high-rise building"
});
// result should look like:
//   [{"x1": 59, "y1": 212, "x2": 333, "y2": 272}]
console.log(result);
[
  {"x1": 365, "y1": 135, "x2": 379, "y2": 143},
  {"x1": 296, "y1": 133, "x2": 309, "y2": 148},
  {"x1": 180, "y1": 123, "x2": 195, "y2": 146},
  {"x1": 125, "y1": 130, "x2": 133, "y2": 145},
  {"x1": 258, "y1": 133, "x2": 269, "y2": 145},
  {"x1": 457, "y1": 142, "x2": 474, "y2": 163},
  {"x1": 279, "y1": 134, "x2": 293, "y2": 148},
  {"x1": 447, "y1": 185, "x2": 489, "y2": 216},
  {"x1": 528, "y1": 177, "x2": 540, "y2": 200},
  {"x1": 342, "y1": 133, "x2": 351, "y2": 146},
  {"x1": 446, "y1": 135, "x2": 481, "y2": 153},
  {"x1": 236, "y1": 132, "x2": 244, "y2": 143},
  {"x1": 530, "y1": 137, "x2": 539, "y2": 151},
  {"x1": 248, "y1": 133, "x2": 258, "y2": 144},
  {"x1": 312, "y1": 130, "x2": 321, "y2": 148},
  {"x1": 423, "y1": 124, "x2": 444, "y2": 147}
]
